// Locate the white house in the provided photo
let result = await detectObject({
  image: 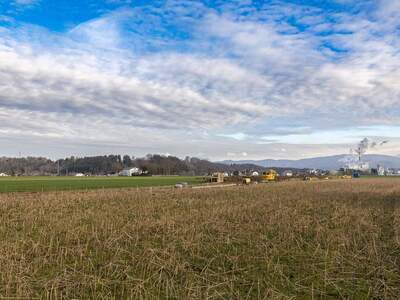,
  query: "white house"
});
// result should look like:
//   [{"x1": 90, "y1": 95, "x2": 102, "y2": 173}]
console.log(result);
[
  {"x1": 283, "y1": 170, "x2": 293, "y2": 177},
  {"x1": 119, "y1": 167, "x2": 141, "y2": 176},
  {"x1": 378, "y1": 165, "x2": 385, "y2": 176}
]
